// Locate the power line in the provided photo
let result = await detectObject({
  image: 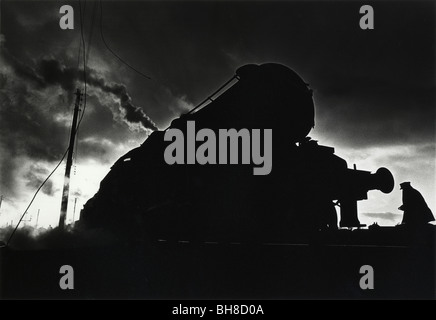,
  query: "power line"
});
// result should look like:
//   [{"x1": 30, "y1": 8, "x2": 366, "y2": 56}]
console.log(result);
[
  {"x1": 5, "y1": 0, "x2": 90, "y2": 246},
  {"x1": 77, "y1": 35, "x2": 82, "y2": 71},
  {"x1": 75, "y1": 0, "x2": 97, "y2": 166},
  {"x1": 86, "y1": 0, "x2": 98, "y2": 66},
  {"x1": 6, "y1": 148, "x2": 69, "y2": 246},
  {"x1": 57, "y1": 0, "x2": 88, "y2": 229},
  {"x1": 77, "y1": 0, "x2": 88, "y2": 128},
  {"x1": 74, "y1": 0, "x2": 94, "y2": 165},
  {"x1": 71, "y1": 33, "x2": 83, "y2": 160},
  {"x1": 99, "y1": 0, "x2": 151, "y2": 80}
]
